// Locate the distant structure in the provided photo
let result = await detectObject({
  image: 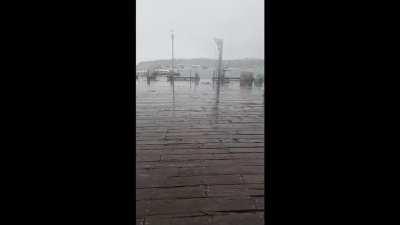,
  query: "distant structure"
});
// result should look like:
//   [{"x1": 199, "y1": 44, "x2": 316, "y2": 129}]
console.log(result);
[
  {"x1": 136, "y1": 70, "x2": 149, "y2": 77},
  {"x1": 240, "y1": 71, "x2": 255, "y2": 86},
  {"x1": 154, "y1": 68, "x2": 170, "y2": 75}
]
